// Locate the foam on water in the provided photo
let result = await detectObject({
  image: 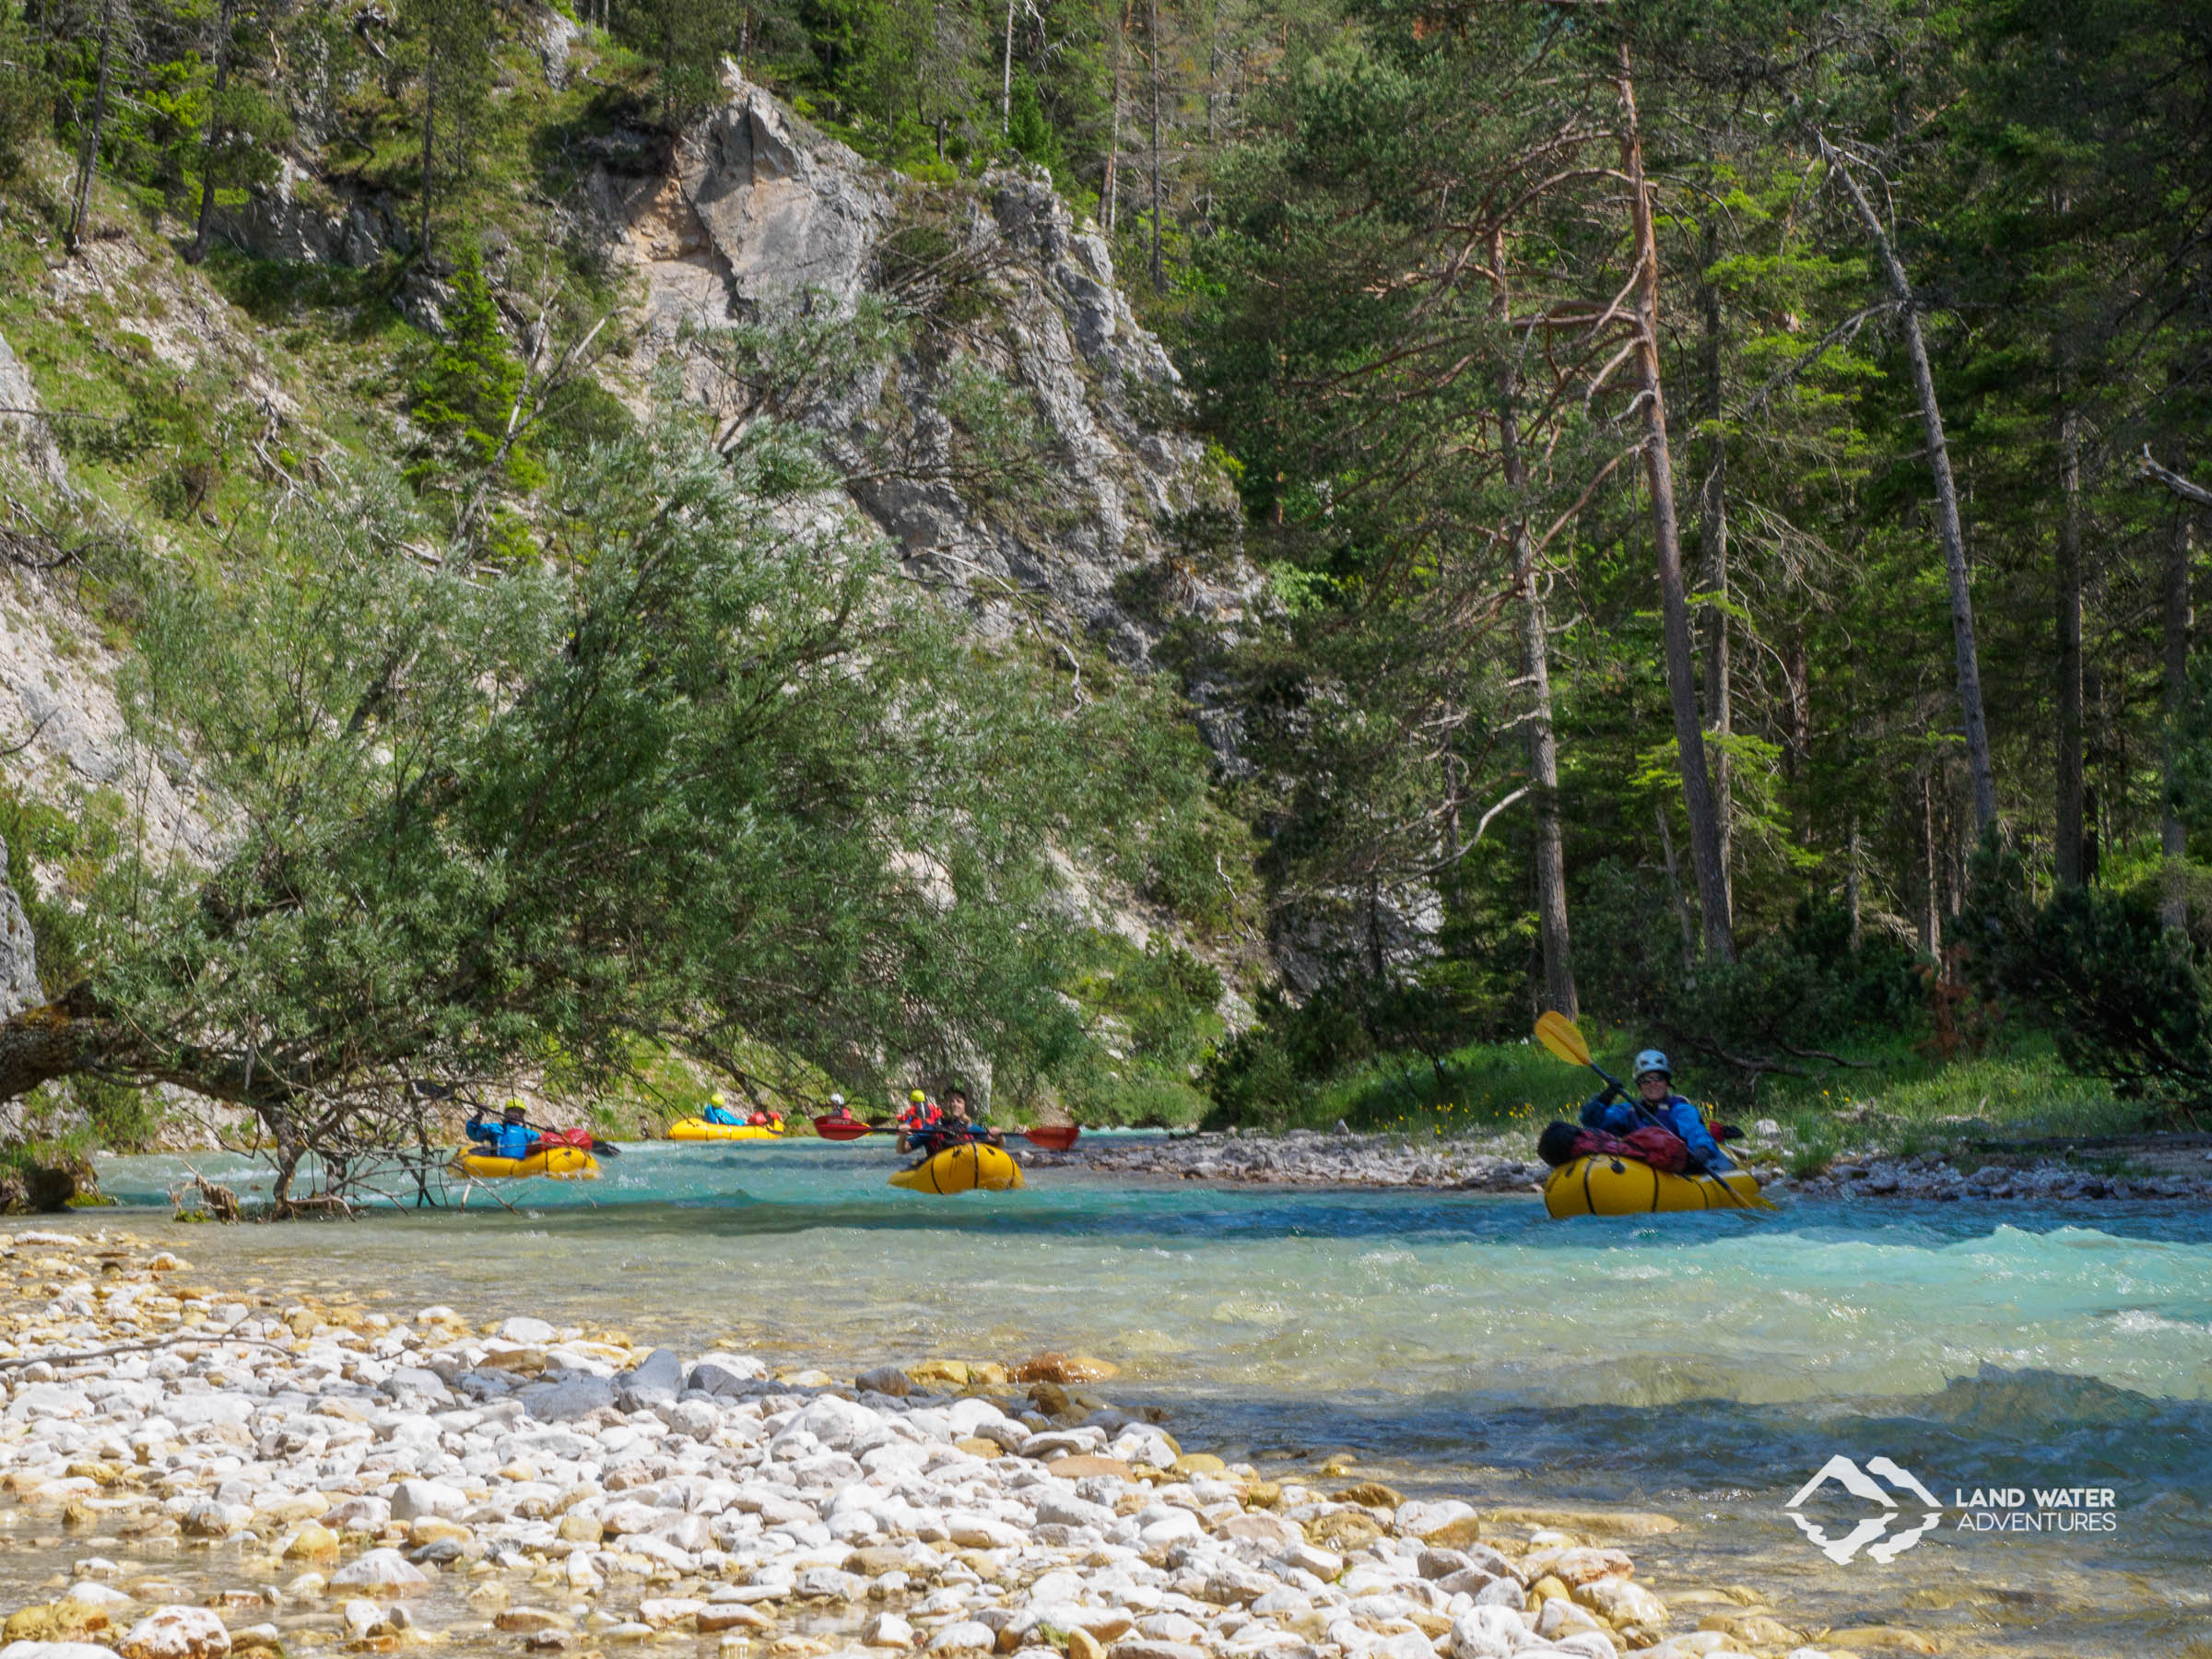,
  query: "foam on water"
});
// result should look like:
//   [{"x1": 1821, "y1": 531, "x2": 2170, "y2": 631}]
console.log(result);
[{"x1": 75, "y1": 1138, "x2": 2212, "y2": 1652}]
